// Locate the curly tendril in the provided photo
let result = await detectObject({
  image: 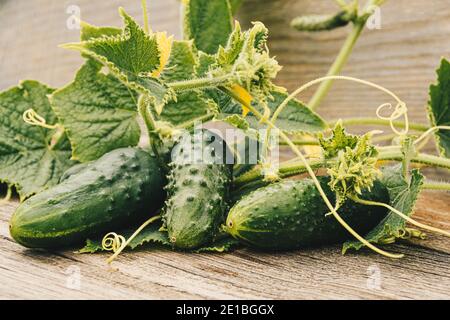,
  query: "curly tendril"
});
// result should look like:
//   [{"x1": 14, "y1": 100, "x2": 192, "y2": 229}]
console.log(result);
[
  {"x1": 23, "y1": 109, "x2": 59, "y2": 130},
  {"x1": 102, "y1": 233, "x2": 127, "y2": 253},
  {"x1": 375, "y1": 102, "x2": 409, "y2": 136},
  {"x1": 413, "y1": 125, "x2": 450, "y2": 146},
  {"x1": 103, "y1": 215, "x2": 161, "y2": 264}
]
